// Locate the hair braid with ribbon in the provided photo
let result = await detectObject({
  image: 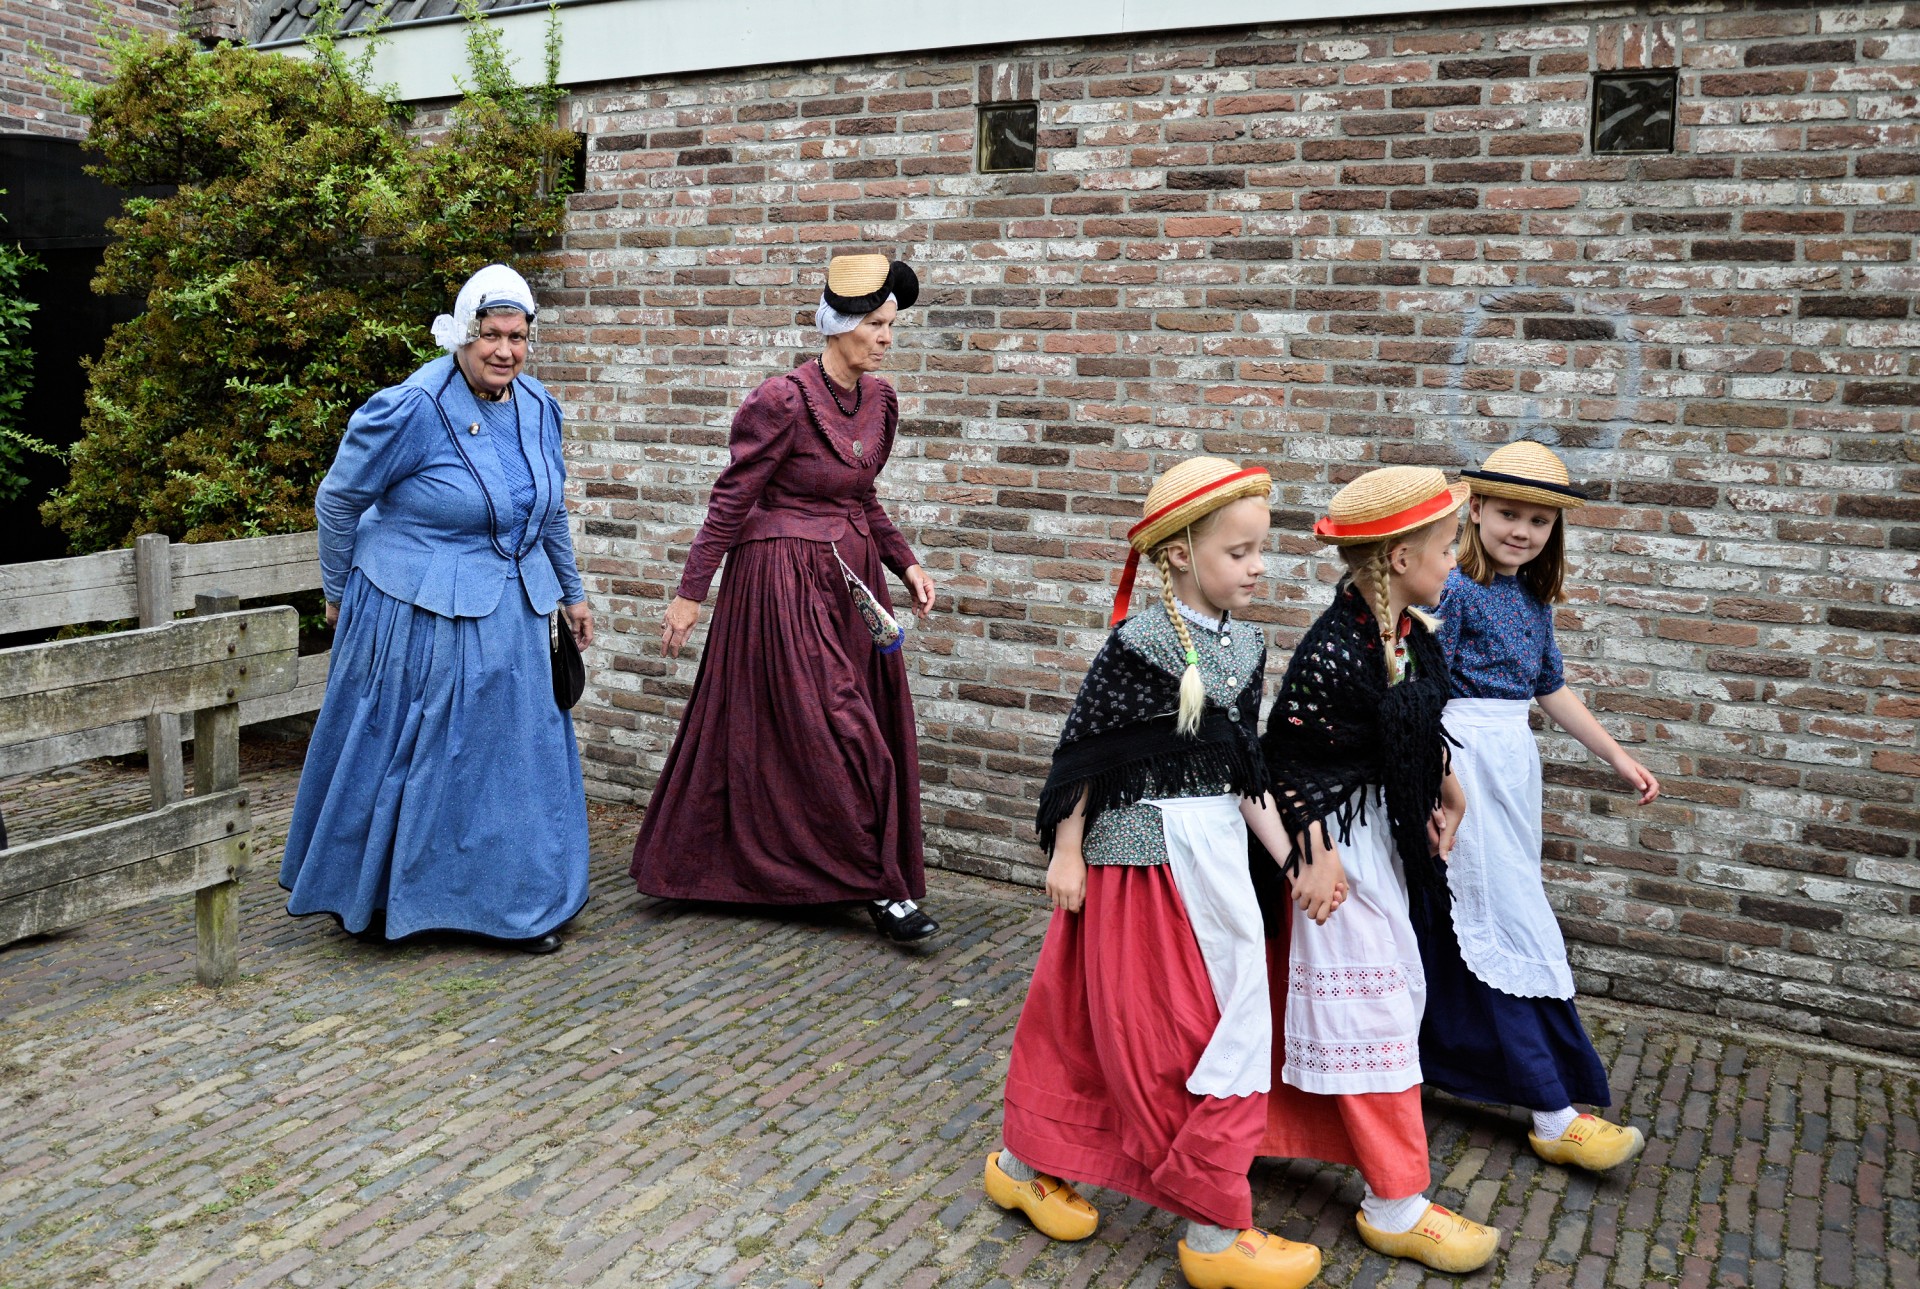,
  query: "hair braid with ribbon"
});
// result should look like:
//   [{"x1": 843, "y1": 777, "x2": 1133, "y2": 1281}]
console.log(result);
[{"x1": 1152, "y1": 540, "x2": 1207, "y2": 736}]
